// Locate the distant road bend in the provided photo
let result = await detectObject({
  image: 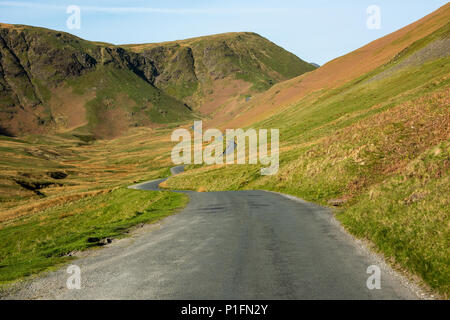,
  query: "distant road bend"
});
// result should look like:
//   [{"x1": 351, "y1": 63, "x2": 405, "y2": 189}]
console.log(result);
[{"x1": 7, "y1": 166, "x2": 418, "y2": 299}]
